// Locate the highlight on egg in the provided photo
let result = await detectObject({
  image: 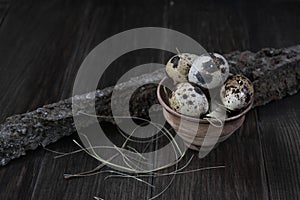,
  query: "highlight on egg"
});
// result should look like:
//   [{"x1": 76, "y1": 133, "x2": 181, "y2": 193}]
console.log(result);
[
  {"x1": 166, "y1": 53, "x2": 198, "y2": 84},
  {"x1": 188, "y1": 52, "x2": 229, "y2": 89},
  {"x1": 220, "y1": 74, "x2": 254, "y2": 111},
  {"x1": 168, "y1": 82, "x2": 209, "y2": 117}
]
